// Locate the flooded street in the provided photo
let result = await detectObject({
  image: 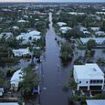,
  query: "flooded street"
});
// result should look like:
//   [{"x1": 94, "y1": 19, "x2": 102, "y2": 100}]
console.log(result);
[{"x1": 39, "y1": 12, "x2": 71, "y2": 105}]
